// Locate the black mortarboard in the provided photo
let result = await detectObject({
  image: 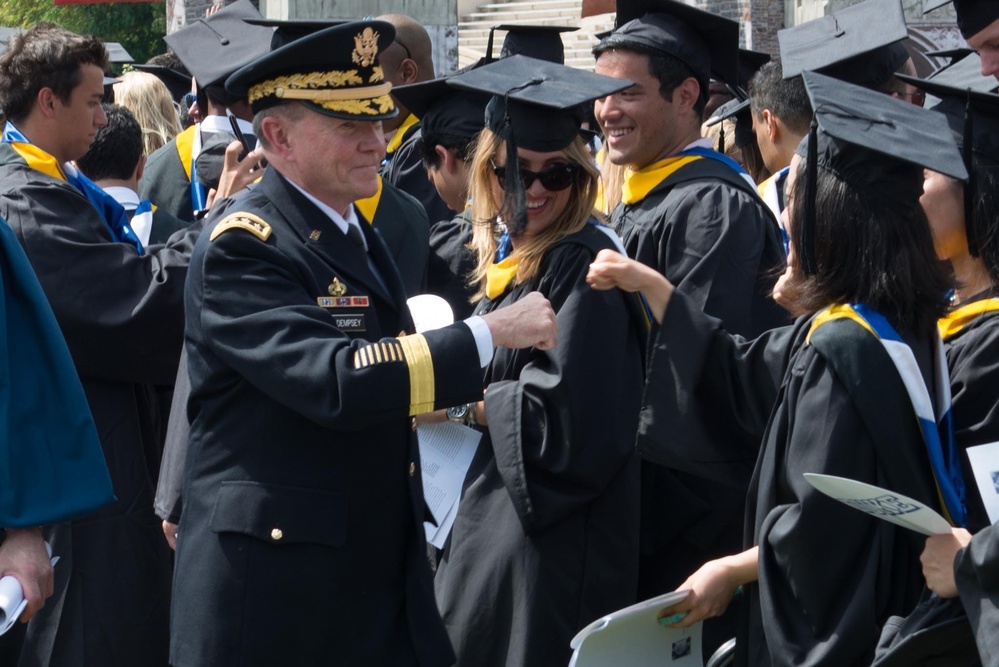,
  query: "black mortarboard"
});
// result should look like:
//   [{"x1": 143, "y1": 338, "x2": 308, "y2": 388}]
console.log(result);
[
  {"x1": 779, "y1": 0, "x2": 910, "y2": 90},
  {"x1": 244, "y1": 17, "x2": 350, "y2": 50},
  {"x1": 705, "y1": 97, "x2": 753, "y2": 152},
  {"x1": 597, "y1": 0, "x2": 739, "y2": 87},
  {"x1": 896, "y1": 73, "x2": 999, "y2": 254},
  {"x1": 392, "y1": 75, "x2": 488, "y2": 142},
  {"x1": 926, "y1": 52, "x2": 995, "y2": 93},
  {"x1": 104, "y1": 42, "x2": 133, "y2": 64},
  {"x1": 736, "y1": 48, "x2": 771, "y2": 96},
  {"x1": 227, "y1": 20, "x2": 397, "y2": 121},
  {"x1": 485, "y1": 24, "x2": 578, "y2": 65},
  {"x1": 164, "y1": 0, "x2": 273, "y2": 88},
  {"x1": 924, "y1": 0, "x2": 999, "y2": 39},
  {"x1": 132, "y1": 64, "x2": 193, "y2": 103},
  {"x1": 794, "y1": 70, "x2": 968, "y2": 273},
  {"x1": 925, "y1": 47, "x2": 976, "y2": 63},
  {"x1": 448, "y1": 55, "x2": 631, "y2": 233}
]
